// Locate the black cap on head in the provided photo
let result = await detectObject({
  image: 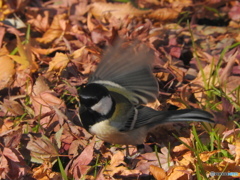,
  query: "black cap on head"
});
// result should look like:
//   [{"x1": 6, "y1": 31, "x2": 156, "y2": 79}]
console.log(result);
[{"x1": 80, "y1": 83, "x2": 110, "y2": 108}]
